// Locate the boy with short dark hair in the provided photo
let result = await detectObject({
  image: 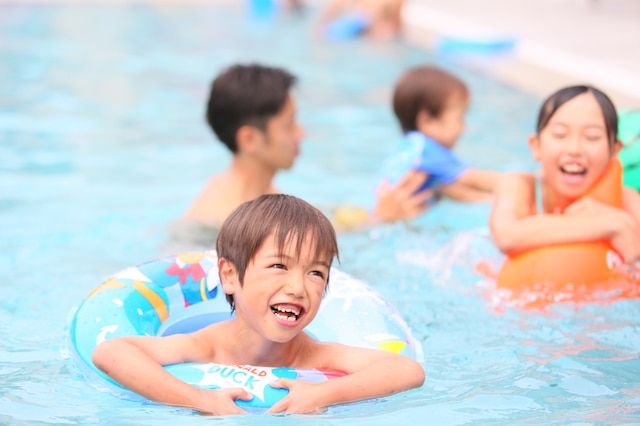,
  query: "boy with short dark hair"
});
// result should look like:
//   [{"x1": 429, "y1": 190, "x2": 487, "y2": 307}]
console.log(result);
[
  {"x1": 380, "y1": 65, "x2": 499, "y2": 202},
  {"x1": 184, "y1": 64, "x2": 302, "y2": 227},
  {"x1": 94, "y1": 194, "x2": 425, "y2": 415}
]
